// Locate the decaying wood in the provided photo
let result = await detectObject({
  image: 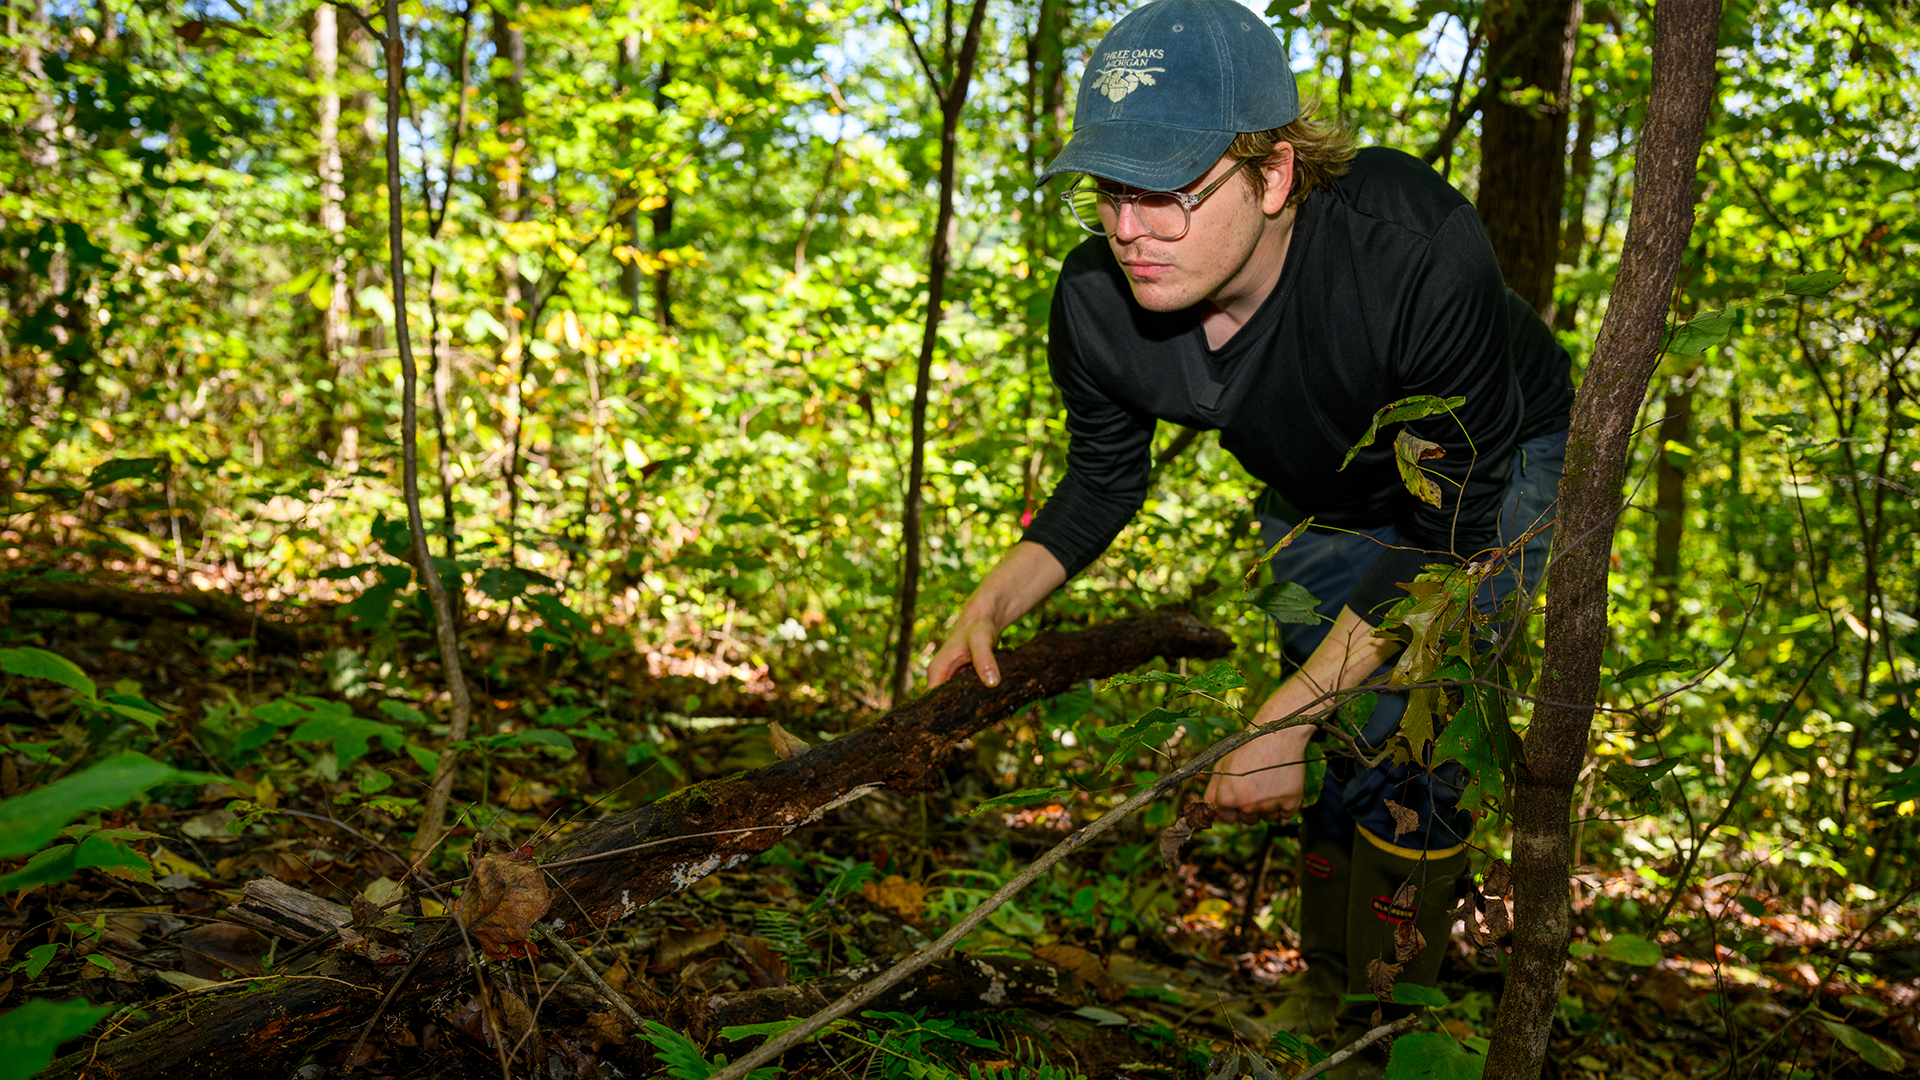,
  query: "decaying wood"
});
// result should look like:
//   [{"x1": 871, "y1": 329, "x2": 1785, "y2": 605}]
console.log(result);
[
  {"x1": 225, "y1": 877, "x2": 352, "y2": 941},
  {"x1": 683, "y1": 954, "x2": 1067, "y2": 1045},
  {"x1": 49, "y1": 609, "x2": 1230, "y2": 1080},
  {"x1": 4, "y1": 580, "x2": 306, "y2": 650}
]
